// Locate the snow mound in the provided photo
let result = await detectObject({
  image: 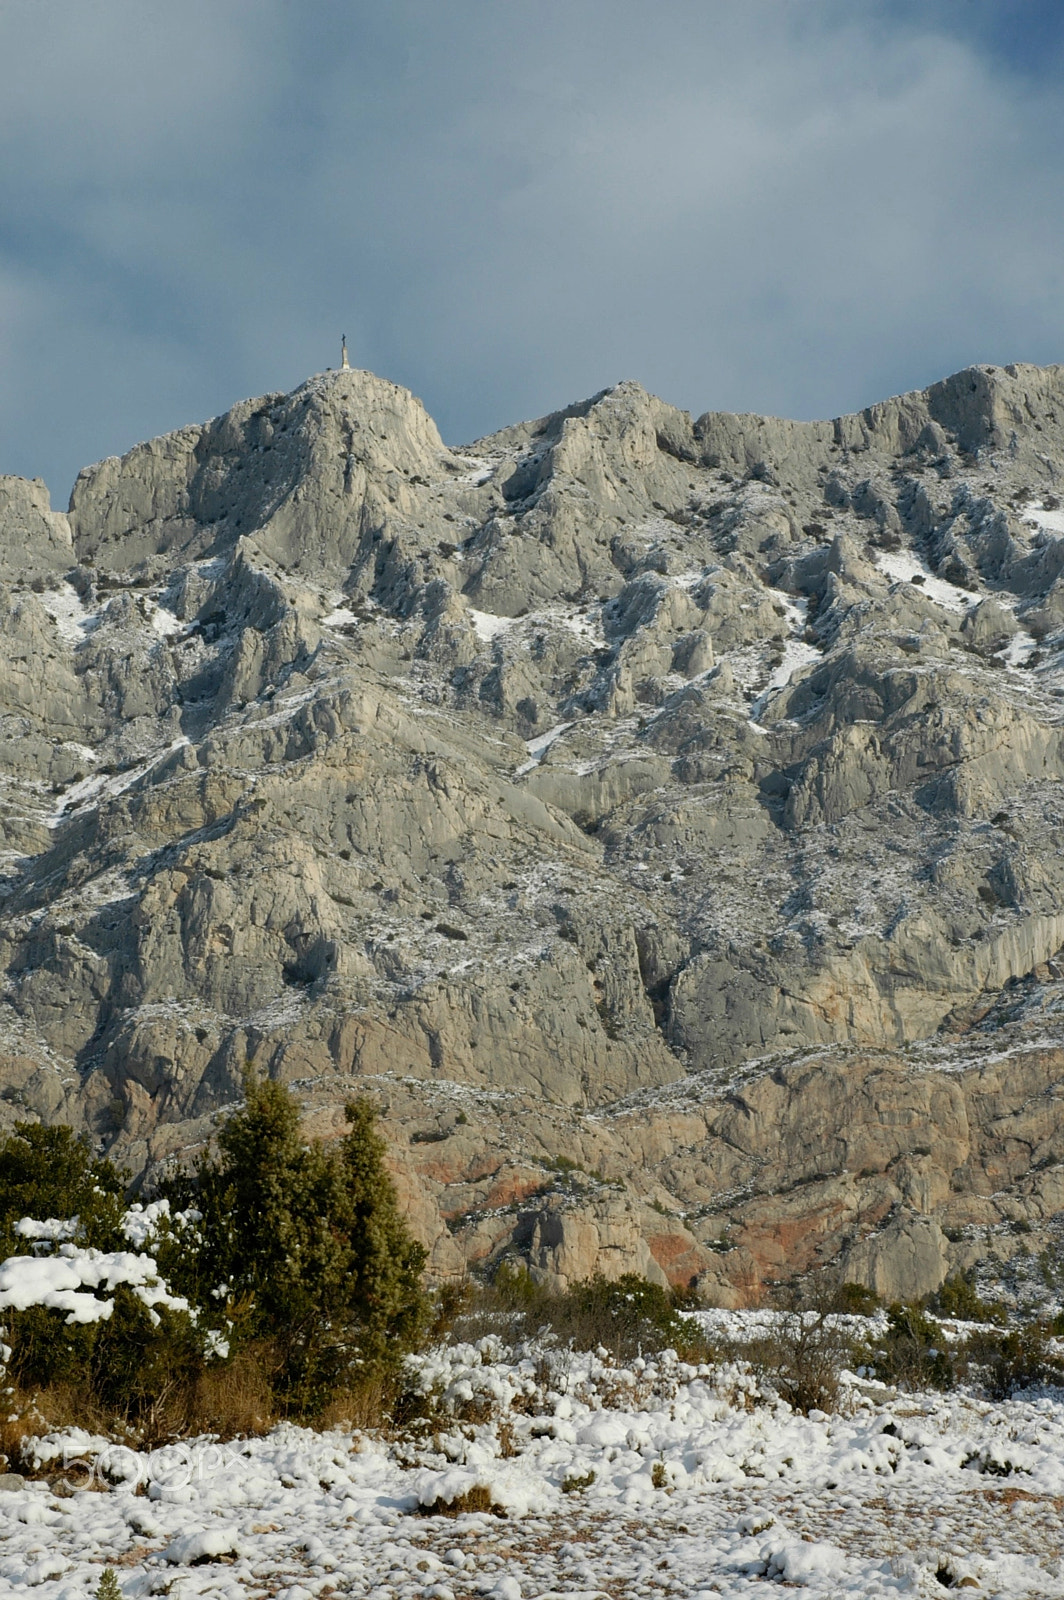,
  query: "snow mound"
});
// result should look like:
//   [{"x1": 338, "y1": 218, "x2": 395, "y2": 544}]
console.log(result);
[{"x1": 163, "y1": 1527, "x2": 242, "y2": 1565}]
